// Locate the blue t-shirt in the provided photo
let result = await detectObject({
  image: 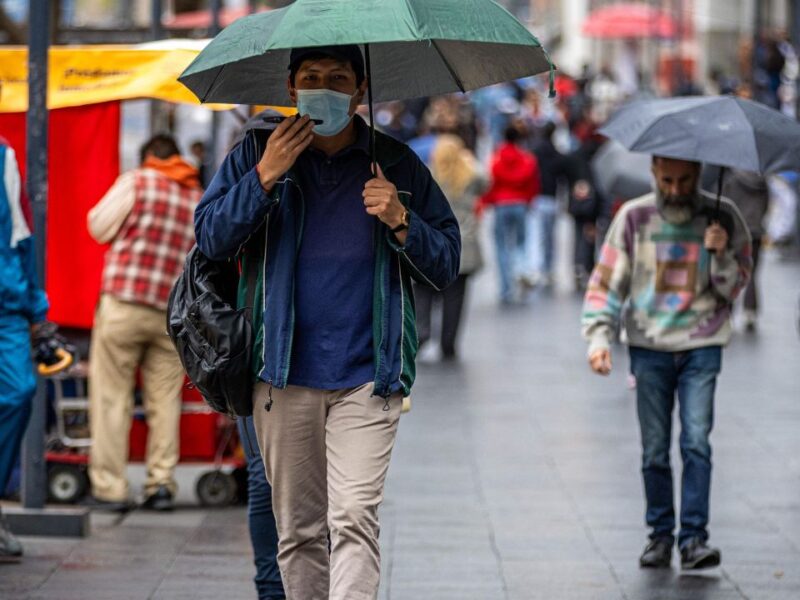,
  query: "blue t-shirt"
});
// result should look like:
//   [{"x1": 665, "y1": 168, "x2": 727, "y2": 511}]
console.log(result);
[{"x1": 287, "y1": 121, "x2": 375, "y2": 390}]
